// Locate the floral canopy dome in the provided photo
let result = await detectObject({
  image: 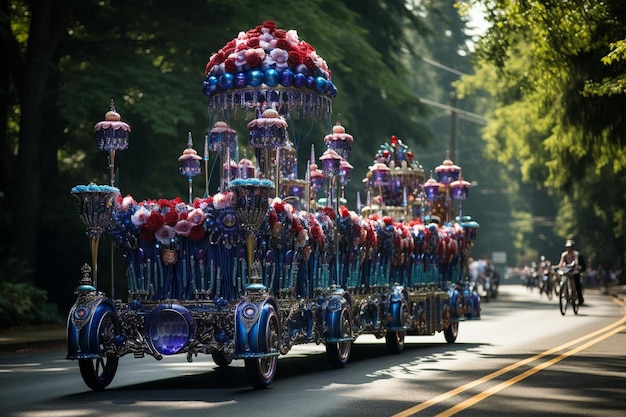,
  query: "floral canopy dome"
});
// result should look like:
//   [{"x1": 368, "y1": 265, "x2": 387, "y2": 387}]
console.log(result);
[{"x1": 202, "y1": 20, "x2": 336, "y2": 117}]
